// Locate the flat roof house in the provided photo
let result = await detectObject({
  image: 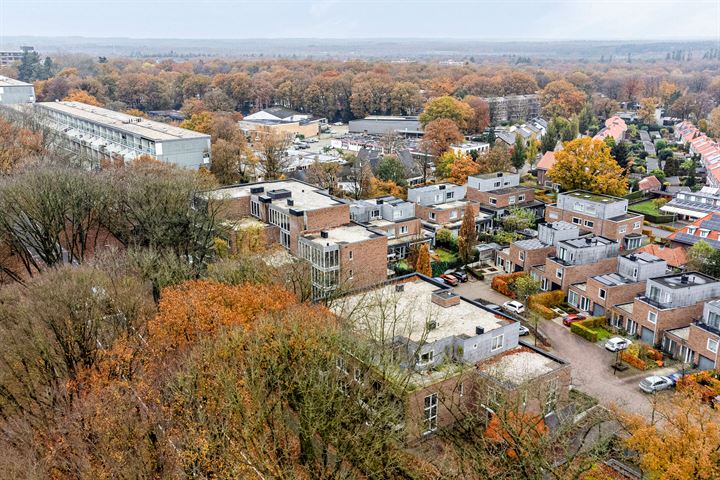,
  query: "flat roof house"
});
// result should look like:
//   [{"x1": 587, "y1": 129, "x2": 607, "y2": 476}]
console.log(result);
[
  {"x1": 34, "y1": 101, "x2": 211, "y2": 168},
  {"x1": 0, "y1": 76, "x2": 35, "y2": 105},
  {"x1": 466, "y1": 171, "x2": 545, "y2": 219},
  {"x1": 664, "y1": 299, "x2": 720, "y2": 371},
  {"x1": 333, "y1": 274, "x2": 570, "y2": 440},
  {"x1": 545, "y1": 190, "x2": 644, "y2": 249},
  {"x1": 408, "y1": 183, "x2": 492, "y2": 239},
  {"x1": 495, "y1": 221, "x2": 579, "y2": 274},
  {"x1": 661, "y1": 187, "x2": 720, "y2": 221}
]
